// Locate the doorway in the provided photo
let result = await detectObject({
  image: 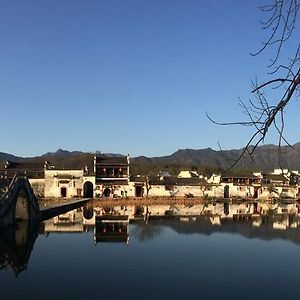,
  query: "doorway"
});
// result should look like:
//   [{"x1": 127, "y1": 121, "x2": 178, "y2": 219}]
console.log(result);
[
  {"x1": 103, "y1": 188, "x2": 111, "y2": 197},
  {"x1": 135, "y1": 186, "x2": 144, "y2": 197},
  {"x1": 83, "y1": 181, "x2": 94, "y2": 198},
  {"x1": 61, "y1": 187, "x2": 67, "y2": 198}
]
